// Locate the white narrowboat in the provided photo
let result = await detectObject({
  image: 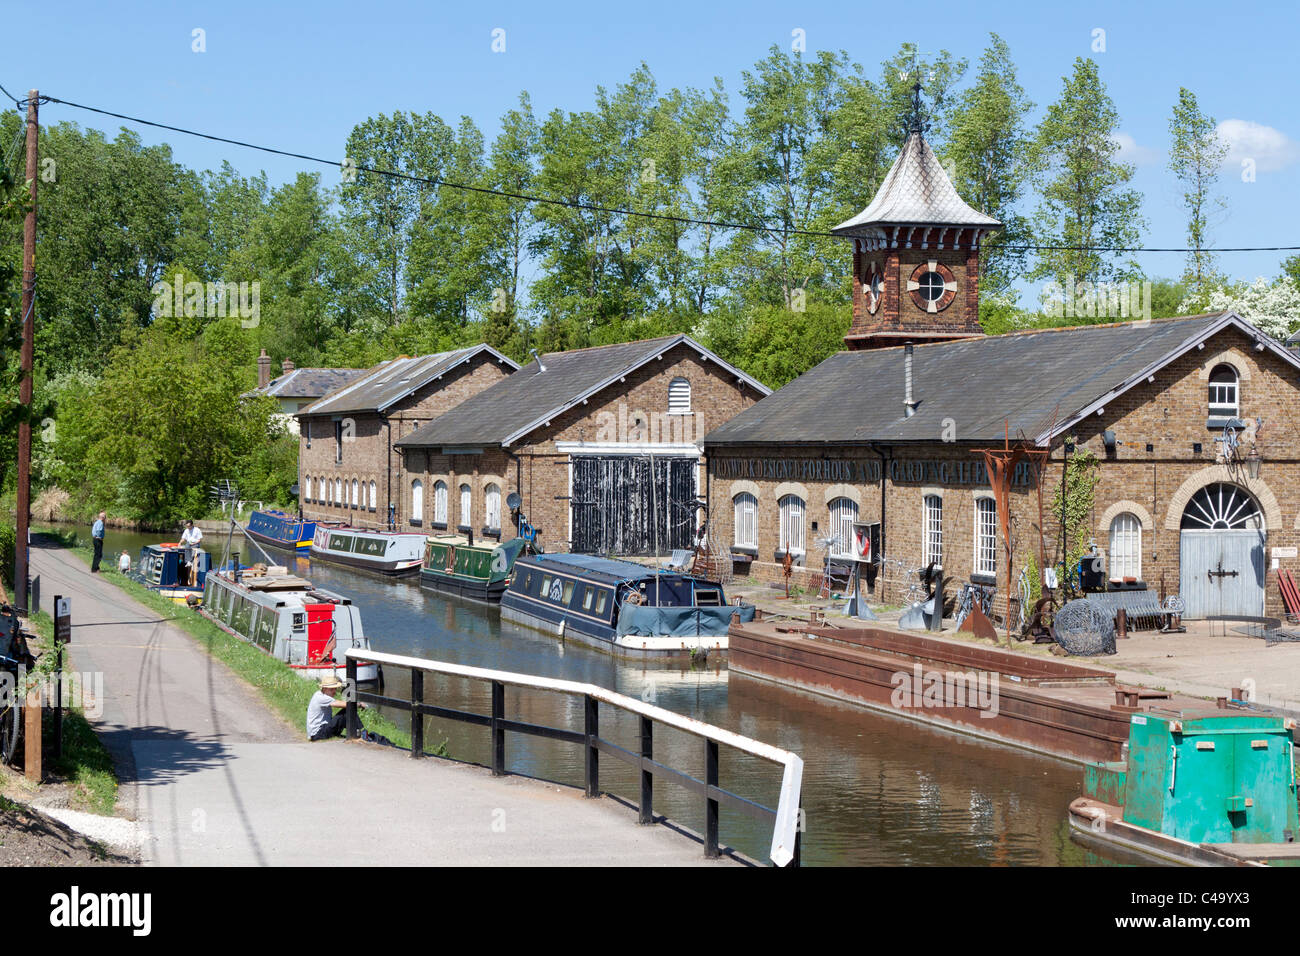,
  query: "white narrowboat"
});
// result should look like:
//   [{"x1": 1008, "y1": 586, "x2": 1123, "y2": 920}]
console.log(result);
[{"x1": 310, "y1": 525, "x2": 426, "y2": 577}]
